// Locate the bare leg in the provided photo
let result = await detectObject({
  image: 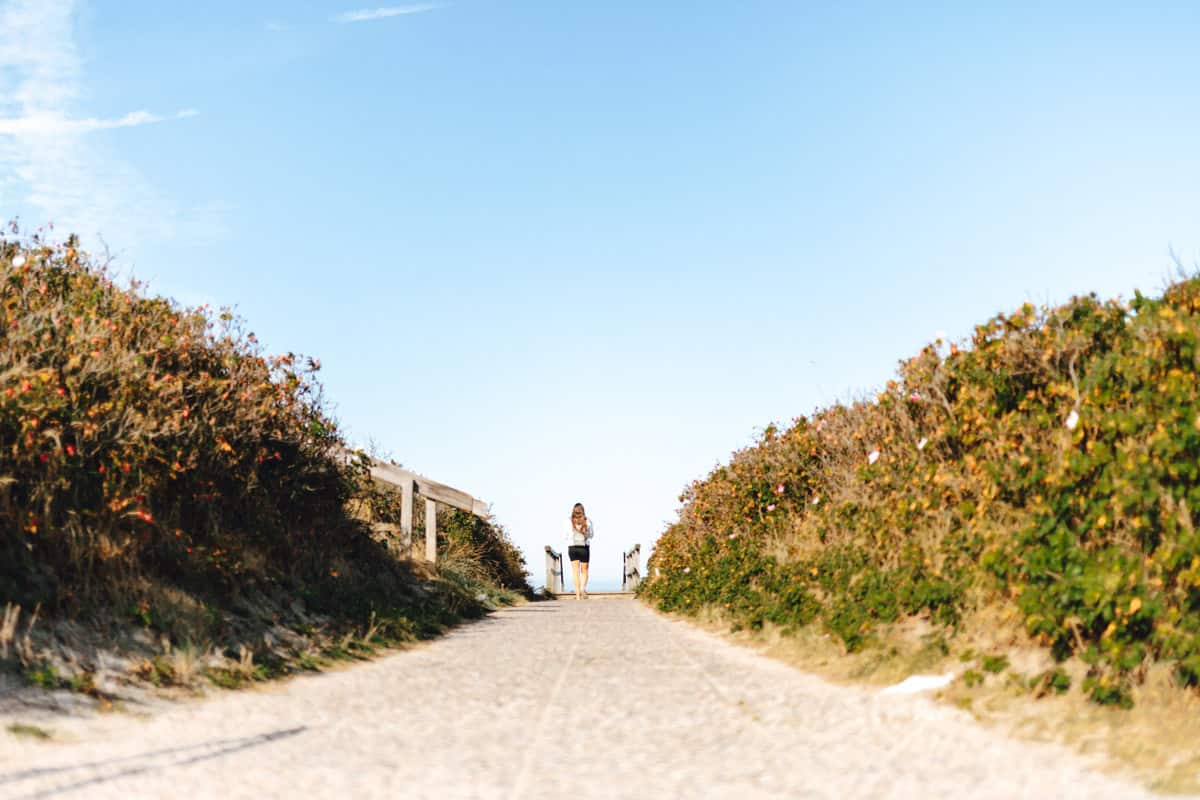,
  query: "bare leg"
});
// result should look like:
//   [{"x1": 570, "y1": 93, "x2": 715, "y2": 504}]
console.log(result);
[
  {"x1": 571, "y1": 560, "x2": 582, "y2": 600},
  {"x1": 580, "y1": 562, "x2": 589, "y2": 598}
]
